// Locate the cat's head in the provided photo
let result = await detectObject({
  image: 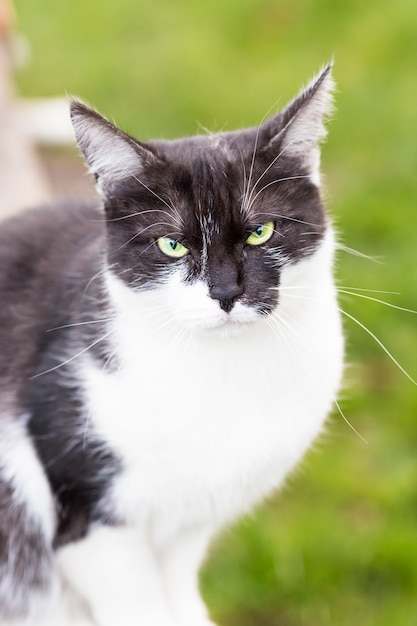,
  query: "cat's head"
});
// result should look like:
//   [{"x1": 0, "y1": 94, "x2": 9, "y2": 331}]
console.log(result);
[{"x1": 71, "y1": 64, "x2": 335, "y2": 336}]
